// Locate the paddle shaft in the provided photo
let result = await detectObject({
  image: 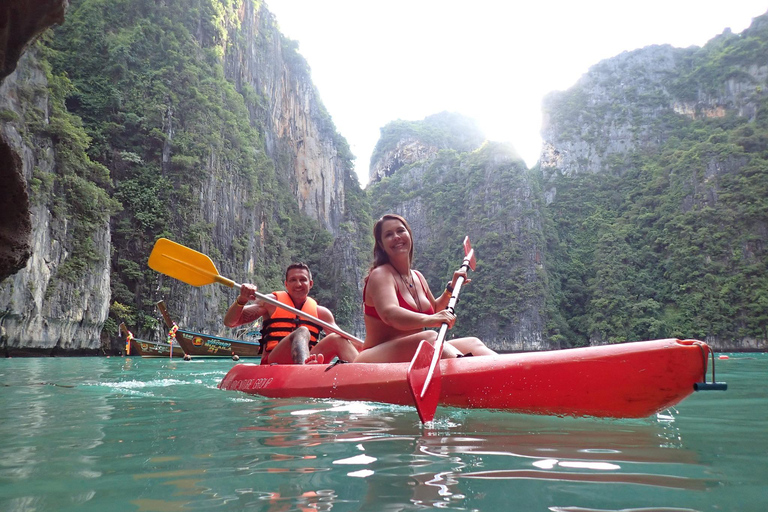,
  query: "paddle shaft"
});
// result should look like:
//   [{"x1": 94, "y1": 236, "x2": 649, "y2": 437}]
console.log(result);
[
  {"x1": 419, "y1": 250, "x2": 473, "y2": 399},
  {"x1": 148, "y1": 238, "x2": 363, "y2": 345},
  {"x1": 232, "y1": 281, "x2": 364, "y2": 345}
]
